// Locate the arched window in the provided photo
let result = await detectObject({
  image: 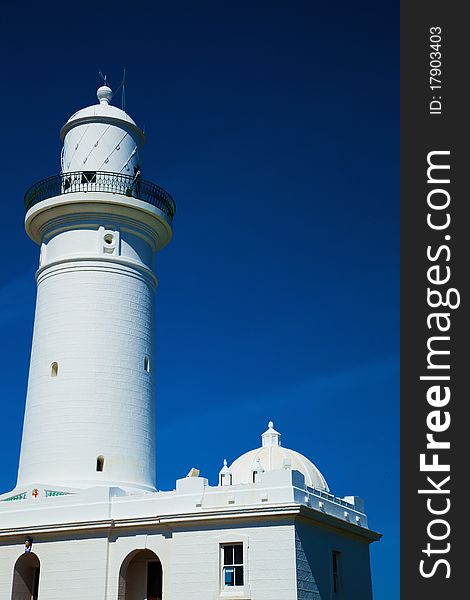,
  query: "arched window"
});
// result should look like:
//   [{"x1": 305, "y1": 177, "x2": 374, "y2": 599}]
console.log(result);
[
  {"x1": 220, "y1": 473, "x2": 232, "y2": 486},
  {"x1": 51, "y1": 362, "x2": 58, "y2": 377},
  {"x1": 118, "y1": 549, "x2": 162, "y2": 600},
  {"x1": 11, "y1": 552, "x2": 40, "y2": 600},
  {"x1": 96, "y1": 456, "x2": 105, "y2": 472},
  {"x1": 144, "y1": 356, "x2": 150, "y2": 373},
  {"x1": 252, "y1": 458, "x2": 264, "y2": 483}
]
